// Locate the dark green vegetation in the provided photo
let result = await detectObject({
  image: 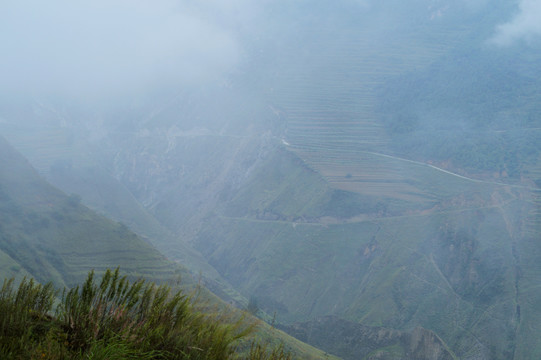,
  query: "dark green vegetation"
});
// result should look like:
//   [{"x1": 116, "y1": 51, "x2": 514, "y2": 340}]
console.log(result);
[
  {"x1": 0, "y1": 268, "x2": 292, "y2": 360},
  {"x1": 1, "y1": 1, "x2": 541, "y2": 359},
  {"x1": 377, "y1": 46, "x2": 541, "y2": 177}
]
